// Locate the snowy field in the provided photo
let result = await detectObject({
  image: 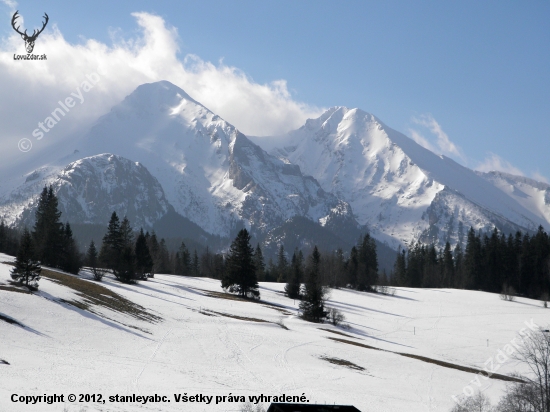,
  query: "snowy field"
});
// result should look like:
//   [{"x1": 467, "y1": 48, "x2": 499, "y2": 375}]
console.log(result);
[{"x1": 0, "y1": 253, "x2": 548, "y2": 412}]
